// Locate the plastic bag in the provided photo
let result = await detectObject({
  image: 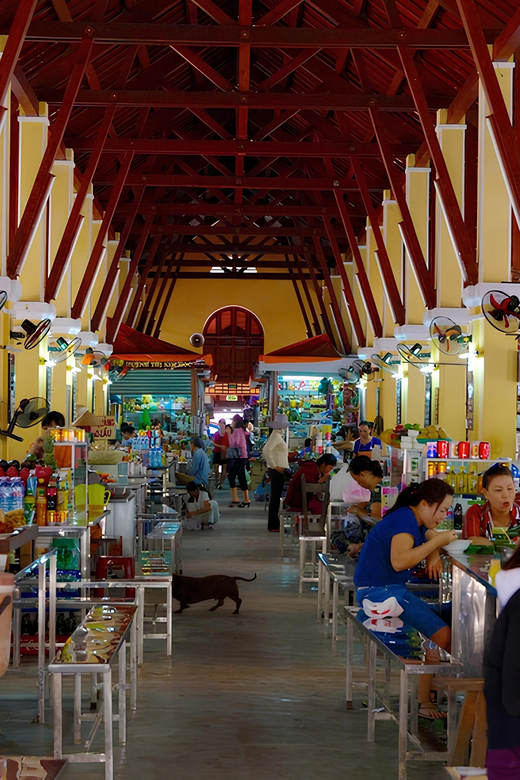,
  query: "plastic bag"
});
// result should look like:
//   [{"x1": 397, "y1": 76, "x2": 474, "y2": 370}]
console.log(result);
[{"x1": 329, "y1": 466, "x2": 370, "y2": 503}]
